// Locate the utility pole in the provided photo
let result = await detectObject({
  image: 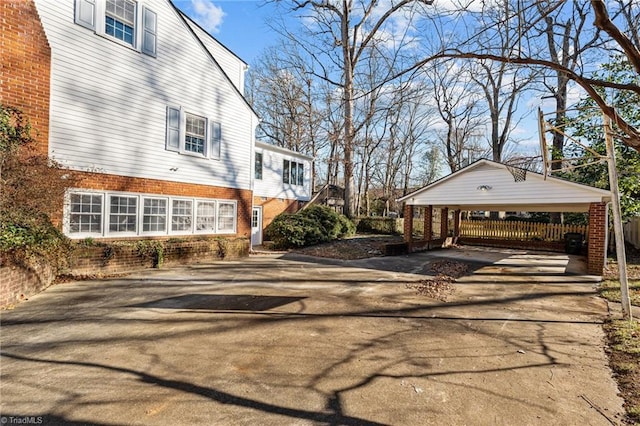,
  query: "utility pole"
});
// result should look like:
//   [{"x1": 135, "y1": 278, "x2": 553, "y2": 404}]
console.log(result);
[{"x1": 603, "y1": 114, "x2": 633, "y2": 321}]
